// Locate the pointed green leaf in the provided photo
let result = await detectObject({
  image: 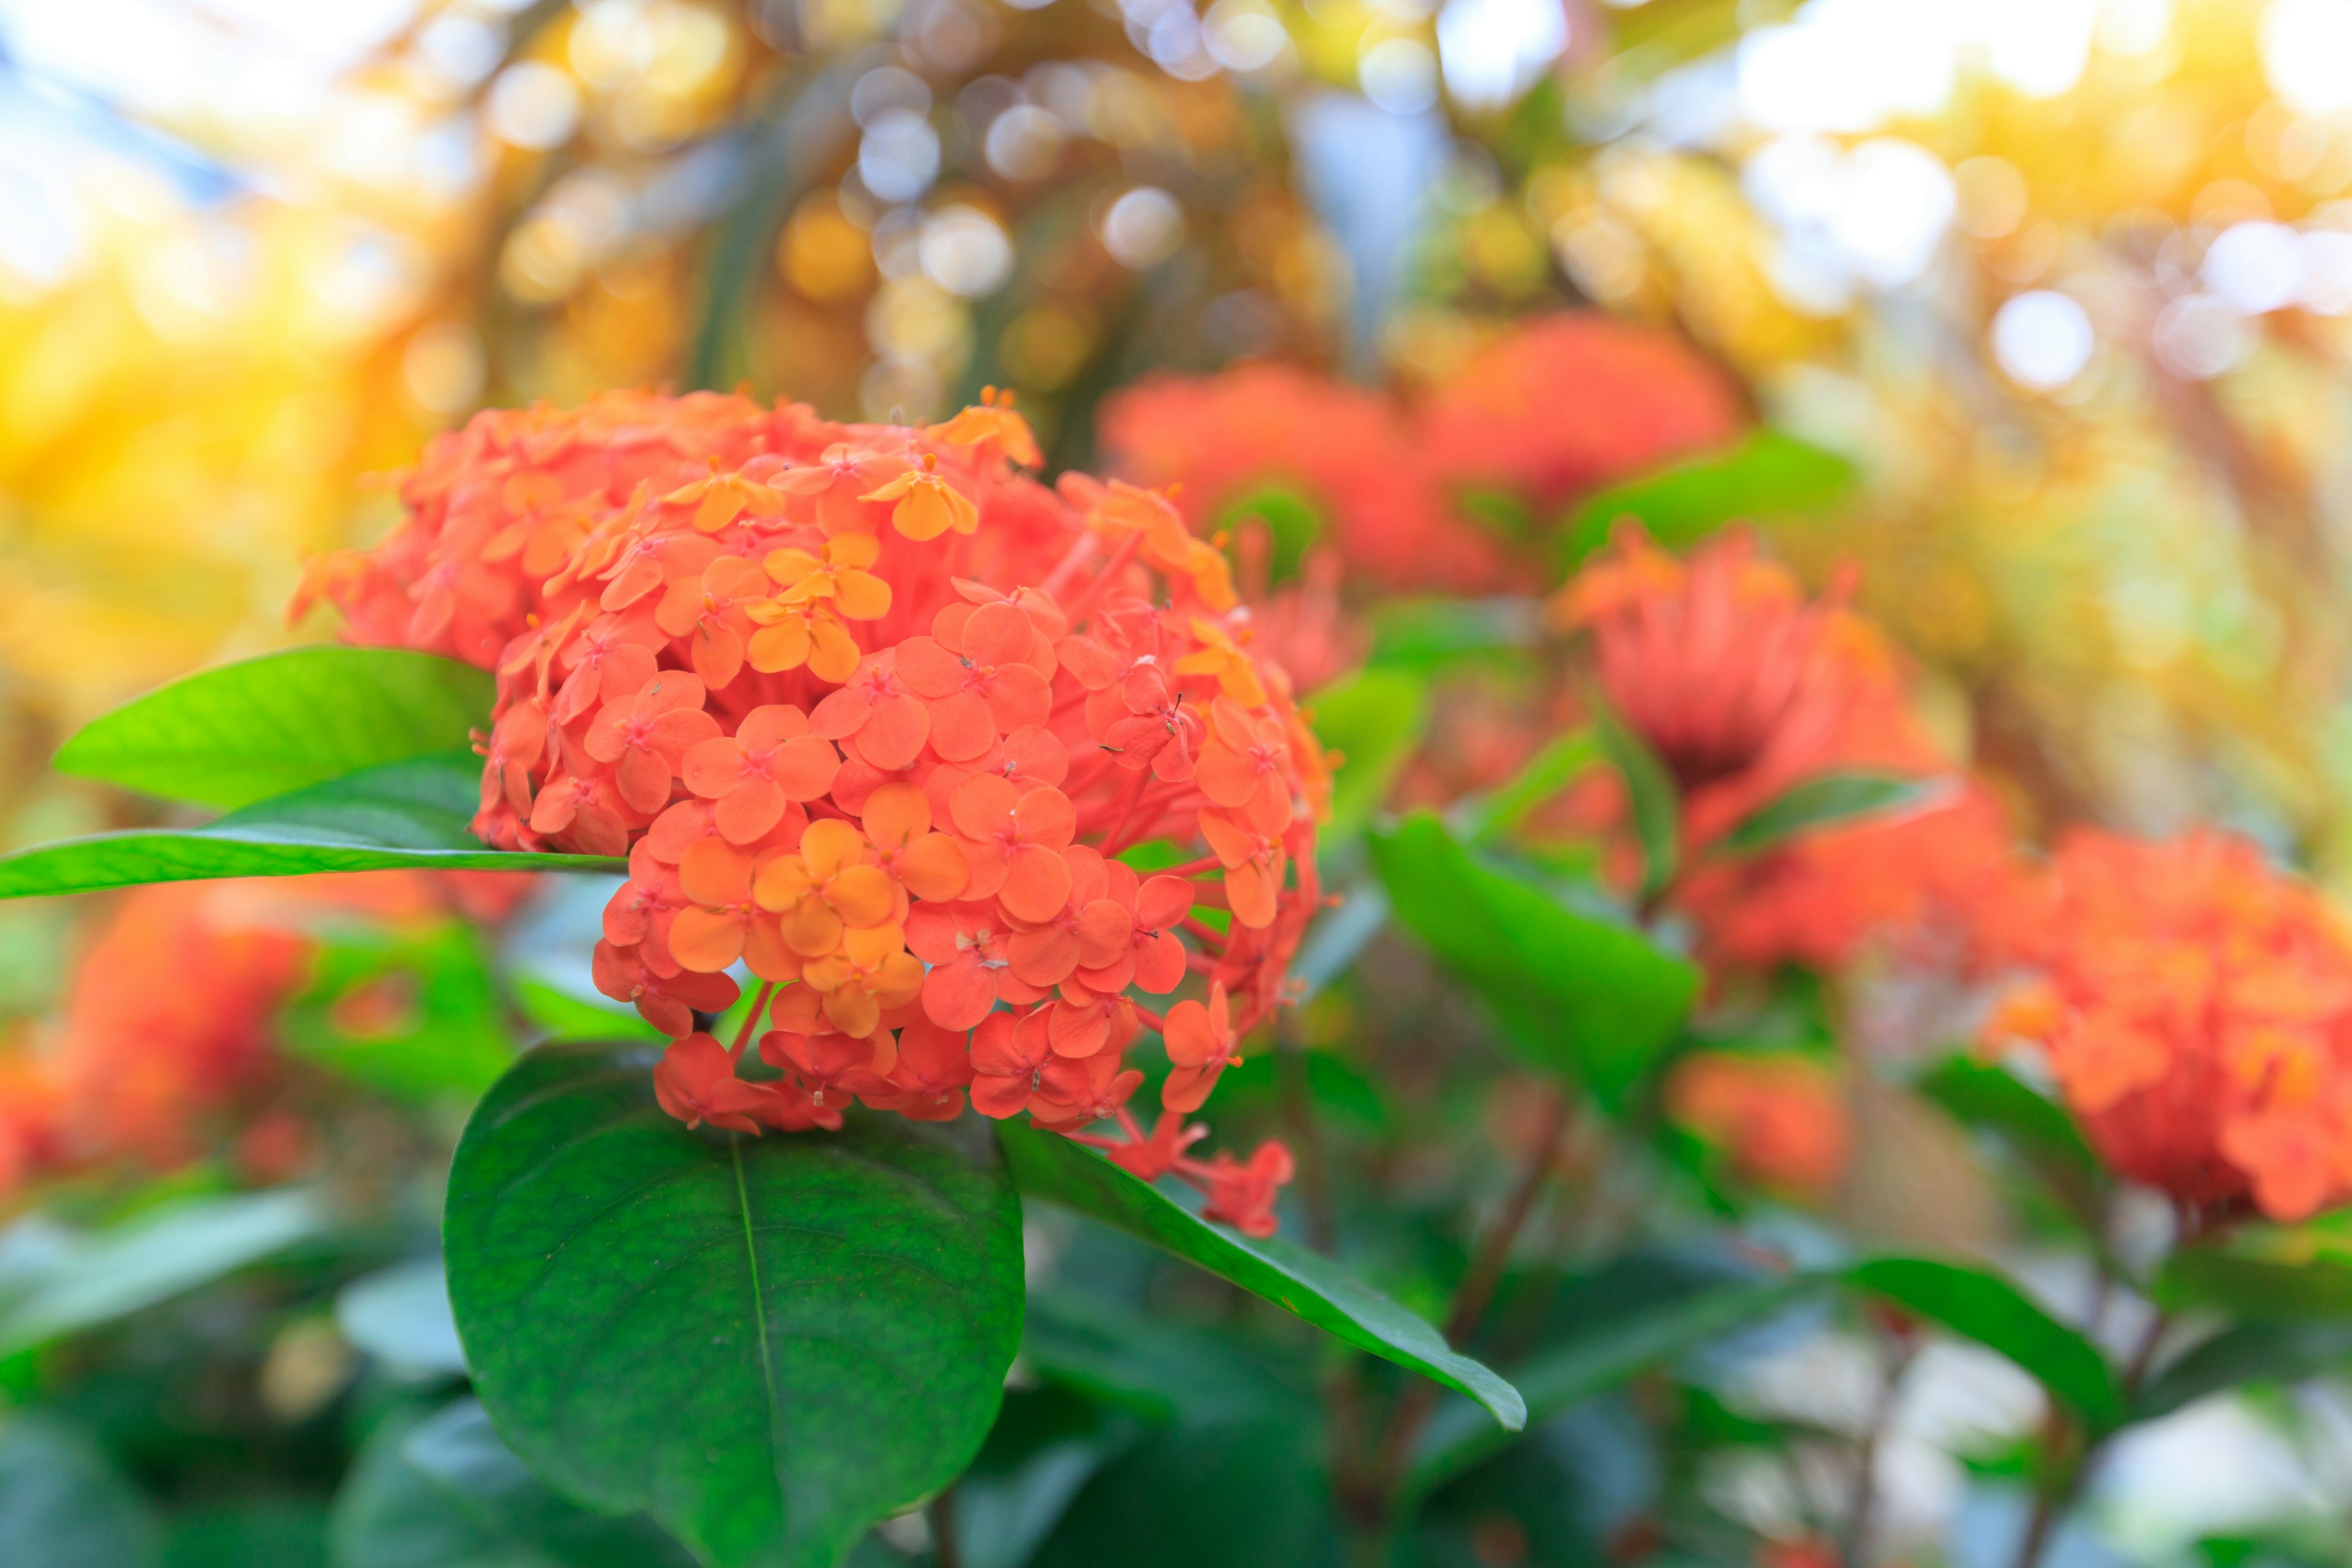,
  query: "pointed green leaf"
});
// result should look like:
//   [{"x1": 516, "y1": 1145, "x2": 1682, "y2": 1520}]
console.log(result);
[
  {"x1": 330, "y1": 1398, "x2": 694, "y2": 1568},
  {"x1": 1589, "y1": 701, "x2": 1678, "y2": 900},
  {"x1": 2133, "y1": 1321, "x2": 2352, "y2": 1422},
  {"x1": 445, "y1": 1042, "x2": 1024, "y2": 1568},
  {"x1": 1850, "y1": 1257, "x2": 2120, "y2": 1430},
  {"x1": 0, "y1": 755, "x2": 619, "y2": 900},
  {"x1": 1915, "y1": 1057, "x2": 2102, "y2": 1220},
  {"x1": 1021, "y1": 1291, "x2": 1306, "y2": 1425},
  {"x1": 2155, "y1": 1247, "x2": 2352, "y2": 1320},
  {"x1": 1721, "y1": 772, "x2": 1933, "y2": 855},
  {"x1": 997, "y1": 1120, "x2": 1524, "y2": 1433},
  {"x1": 54, "y1": 647, "x2": 494, "y2": 812},
  {"x1": 1460, "y1": 729, "x2": 1598, "y2": 845},
  {"x1": 1368, "y1": 812, "x2": 1697, "y2": 1098},
  {"x1": 1405, "y1": 1271, "x2": 1818, "y2": 1504},
  {"x1": 1559, "y1": 431, "x2": 1856, "y2": 569}
]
